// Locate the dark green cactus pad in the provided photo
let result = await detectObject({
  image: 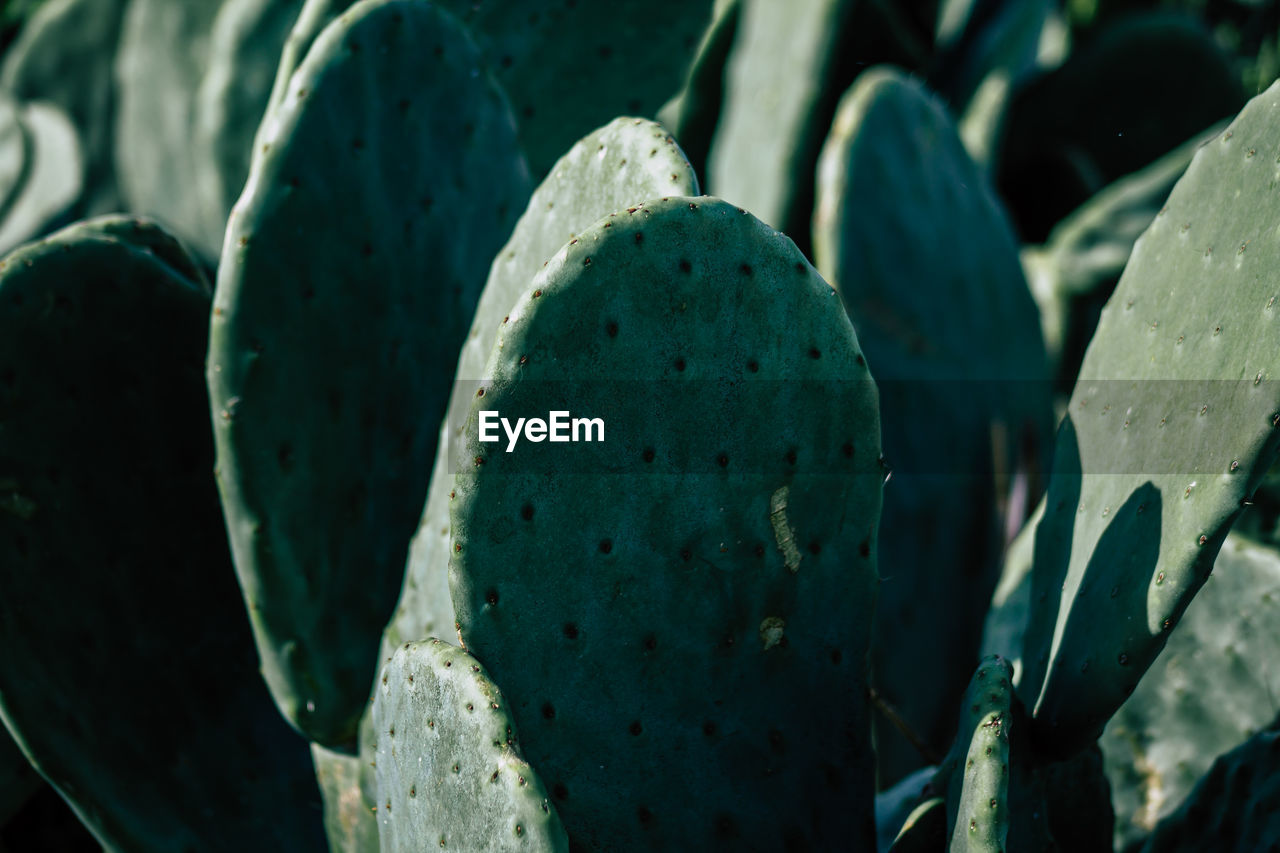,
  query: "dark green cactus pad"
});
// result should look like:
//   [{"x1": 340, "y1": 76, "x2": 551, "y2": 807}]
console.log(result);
[
  {"x1": 1039, "y1": 744, "x2": 1113, "y2": 853},
  {"x1": 812, "y1": 66, "x2": 1052, "y2": 785},
  {"x1": 0, "y1": 216, "x2": 325, "y2": 851},
  {"x1": 0, "y1": 0, "x2": 126, "y2": 218},
  {"x1": 372, "y1": 640, "x2": 568, "y2": 852},
  {"x1": 997, "y1": 13, "x2": 1245, "y2": 241},
  {"x1": 0, "y1": 729, "x2": 39, "y2": 826},
  {"x1": 886, "y1": 797, "x2": 946, "y2": 853},
  {"x1": 656, "y1": 0, "x2": 740, "y2": 187},
  {"x1": 1024, "y1": 123, "x2": 1224, "y2": 387},
  {"x1": 387, "y1": 116, "x2": 699, "y2": 665},
  {"x1": 434, "y1": 0, "x2": 714, "y2": 177},
  {"x1": 1138, "y1": 719, "x2": 1280, "y2": 853},
  {"x1": 875, "y1": 765, "x2": 938, "y2": 853},
  {"x1": 451, "y1": 196, "x2": 882, "y2": 850},
  {"x1": 980, "y1": 499, "x2": 1042, "y2": 685},
  {"x1": 113, "y1": 0, "x2": 222, "y2": 257},
  {"x1": 1018, "y1": 81, "x2": 1280, "y2": 755},
  {"x1": 1101, "y1": 533, "x2": 1280, "y2": 849},
  {"x1": 928, "y1": 0, "x2": 1048, "y2": 113},
  {"x1": 208, "y1": 0, "x2": 531, "y2": 746},
  {"x1": 194, "y1": 0, "x2": 305, "y2": 245}
]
